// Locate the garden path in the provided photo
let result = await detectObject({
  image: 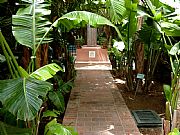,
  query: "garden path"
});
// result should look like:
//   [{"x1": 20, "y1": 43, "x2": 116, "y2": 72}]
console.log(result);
[{"x1": 63, "y1": 47, "x2": 141, "y2": 135}]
